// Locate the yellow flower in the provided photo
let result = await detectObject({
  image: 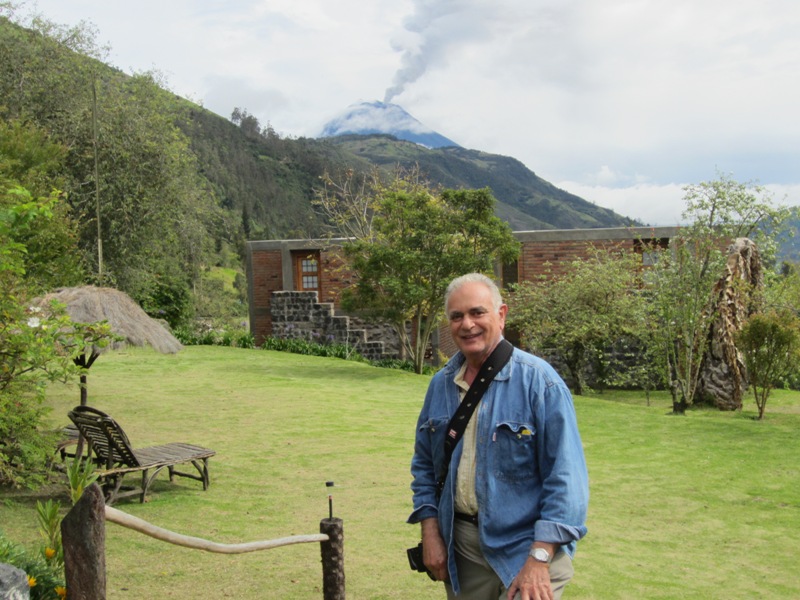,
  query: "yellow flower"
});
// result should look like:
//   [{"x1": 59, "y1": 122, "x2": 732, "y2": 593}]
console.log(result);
[
  {"x1": 45, "y1": 547, "x2": 57, "y2": 559},
  {"x1": 55, "y1": 585, "x2": 67, "y2": 598},
  {"x1": 27, "y1": 575, "x2": 37, "y2": 587}
]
